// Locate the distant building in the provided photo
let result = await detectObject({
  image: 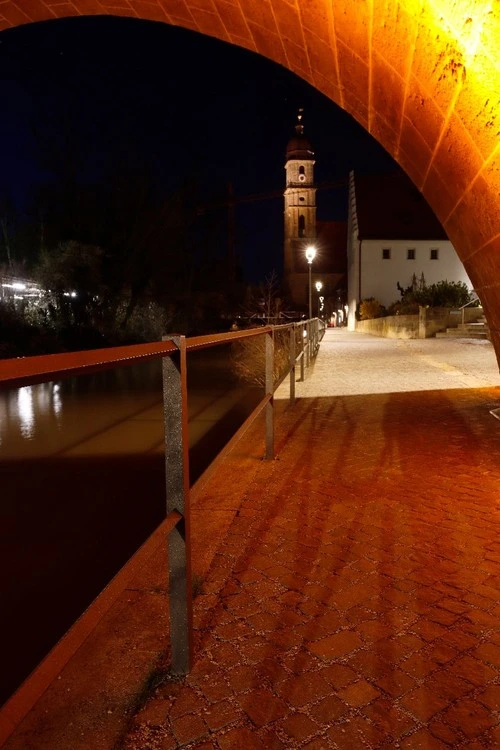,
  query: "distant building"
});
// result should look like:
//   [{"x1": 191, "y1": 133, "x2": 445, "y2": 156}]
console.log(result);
[
  {"x1": 283, "y1": 112, "x2": 346, "y2": 311},
  {"x1": 346, "y1": 170, "x2": 472, "y2": 329},
  {"x1": 0, "y1": 275, "x2": 41, "y2": 303}
]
